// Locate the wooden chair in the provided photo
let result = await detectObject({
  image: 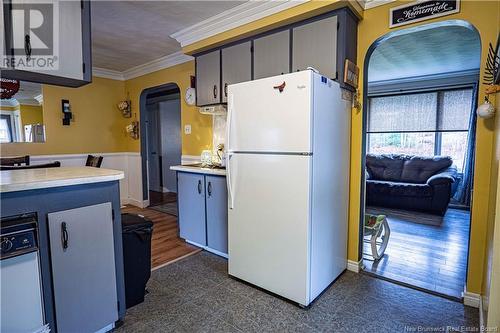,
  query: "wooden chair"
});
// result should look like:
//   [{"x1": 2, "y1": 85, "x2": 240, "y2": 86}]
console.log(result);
[
  {"x1": 0, "y1": 155, "x2": 30, "y2": 166},
  {"x1": 0, "y1": 161, "x2": 61, "y2": 171},
  {"x1": 86, "y1": 155, "x2": 103, "y2": 168}
]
